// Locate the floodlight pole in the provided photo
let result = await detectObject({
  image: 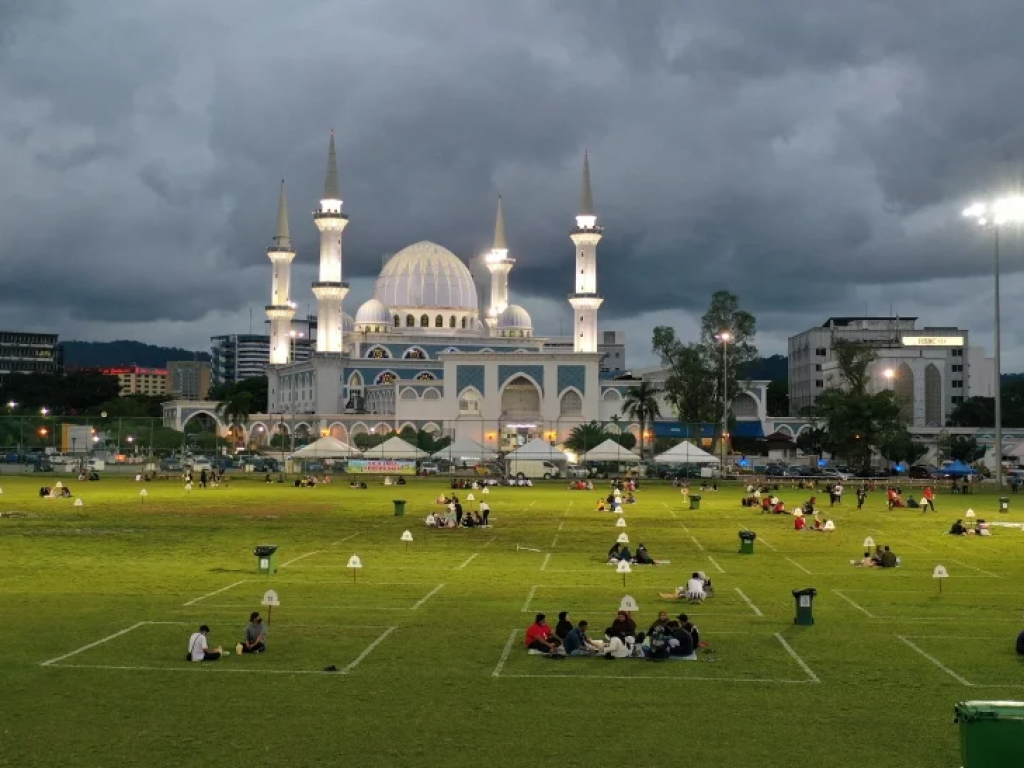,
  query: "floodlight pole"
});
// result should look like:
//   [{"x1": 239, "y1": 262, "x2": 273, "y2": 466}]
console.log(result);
[{"x1": 993, "y1": 225, "x2": 1003, "y2": 491}]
